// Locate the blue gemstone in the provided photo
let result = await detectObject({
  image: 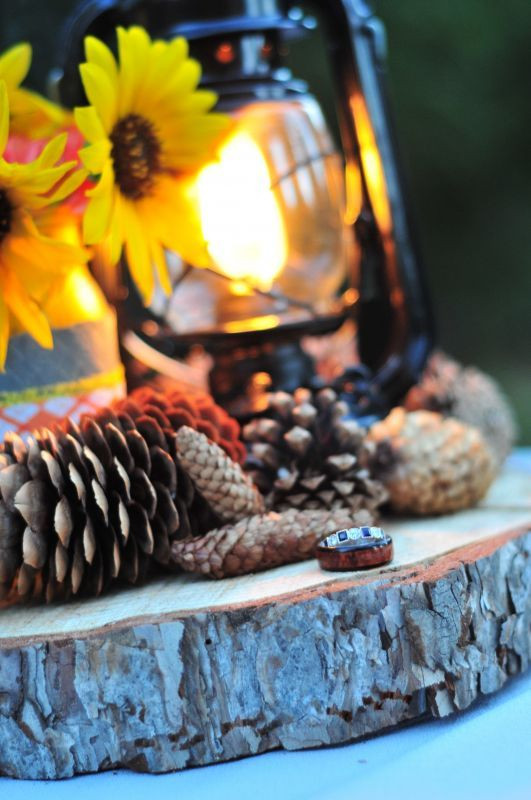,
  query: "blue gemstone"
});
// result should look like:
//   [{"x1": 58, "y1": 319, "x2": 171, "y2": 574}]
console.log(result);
[
  {"x1": 361, "y1": 526, "x2": 372, "y2": 537},
  {"x1": 338, "y1": 530, "x2": 348, "y2": 541}
]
